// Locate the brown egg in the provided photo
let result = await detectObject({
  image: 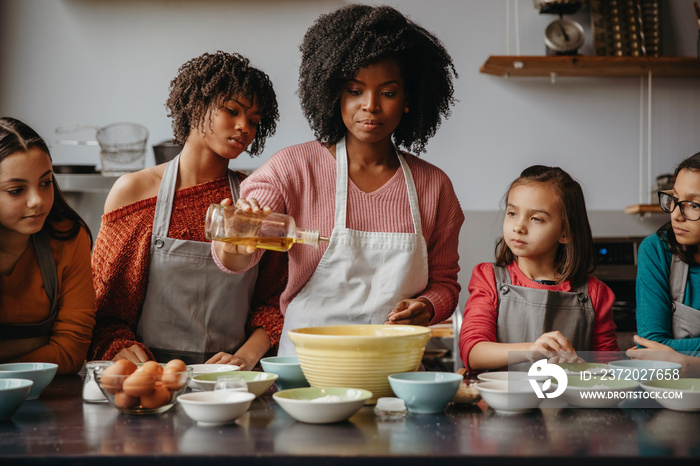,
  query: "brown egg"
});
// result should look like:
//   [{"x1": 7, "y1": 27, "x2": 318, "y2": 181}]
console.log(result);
[
  {"x1": 162, "y1": 359, "x2": 188, "y2": 390},
  {"x1": 137, "y1": 360, "x2": 164, "y2": 377},
  {"x1": 113, "y1": 390, "x2": 139, "y2": 408},
  {"x1": 164, "y1": 359, "x2": 187, "y2": 372},
  {"x1": 122, "y1": 371, "x2": 156, "y2": 397},
  {"x1": 101, "y1": 359, "x2": 138, "y2": 394},
  {"x1": 140, "y1": 382, "x2": 172, "y2": 409}
]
